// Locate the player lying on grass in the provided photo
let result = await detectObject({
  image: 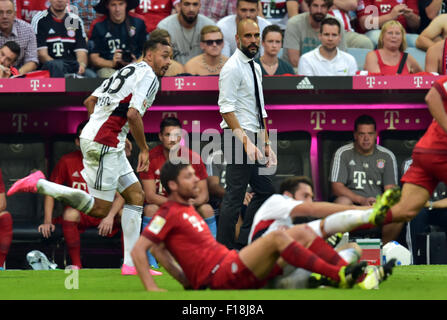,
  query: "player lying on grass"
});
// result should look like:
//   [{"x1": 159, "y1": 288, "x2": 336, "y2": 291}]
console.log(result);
[
  {"x1": 131, "y1": 161, "x2": 371, "y2": 291},
  {"x1": 248, "y1": 176, "x2": 398, "y2": 289}
]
